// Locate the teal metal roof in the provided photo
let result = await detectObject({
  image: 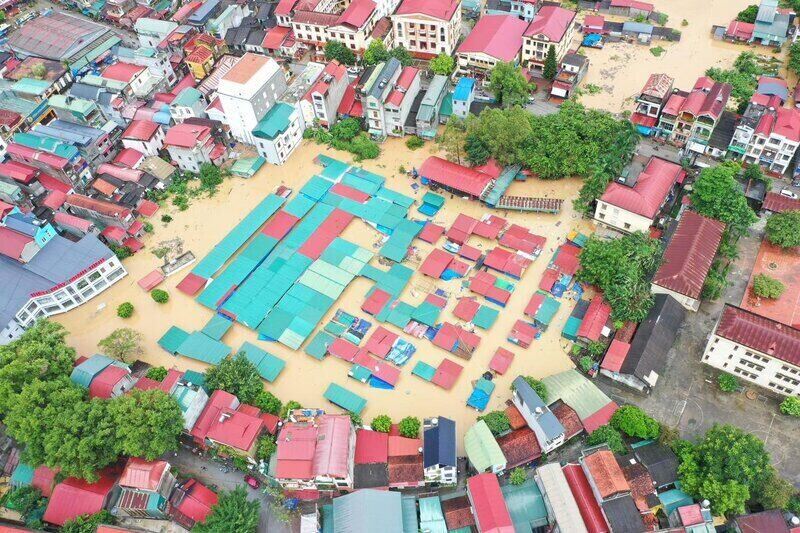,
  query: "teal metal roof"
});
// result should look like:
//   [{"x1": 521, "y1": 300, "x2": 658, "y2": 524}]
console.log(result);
[
  {"x1": 158, "y1": 326, "x2": 190, "y2": 354},
  {"x1": 401, "y1": 496, "x2": 419, "y2": 533},
  {"x1": 172, "y1": 87, "x2": 203, "y2": 107},
  {"x1": 13, "y1": 132, "x2": 80, "y2": 160},
  {"x1": 501, "y1": 479, "x2": 549, "y2": 530},
  {"x1": 418, "y1": 497, "x2": 447, "y2": 533},
  {"x1": 176, "y1": 332, "x2": 232, "y2": 365},
  {"x1": 182, "y1": 369, "x2": 206, "y2": 388},
  {"x1": 10, "y1": 463, "x2": 34, "y2": 487},
  {"x1": 239, "y1": 341, "x2": 285, "y2": 382},
  {"x1": 201, "y1": 314, "x2": 233, "y2": 341},
  {"x1": 253, "y1": 102, "x2": 295, "y2": 140},
  {"x1": 324, "y1": 383, "x2": 367, "y2": 414},
  {"x1": 464, "y1": 420, "x2": 505, "y2": 472},
  {"x1": 48, "y1": 94, "x2": 97, "y2": 115},
  {"x1": 231, "y1": 156, "x2": 265, "y2": 177},
  {"x1": 70, "y1": 354, "x2": 116, "y2": 388},
  {"x1": 13, "y1": 78, "x2": 51, "y2": 96}
]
